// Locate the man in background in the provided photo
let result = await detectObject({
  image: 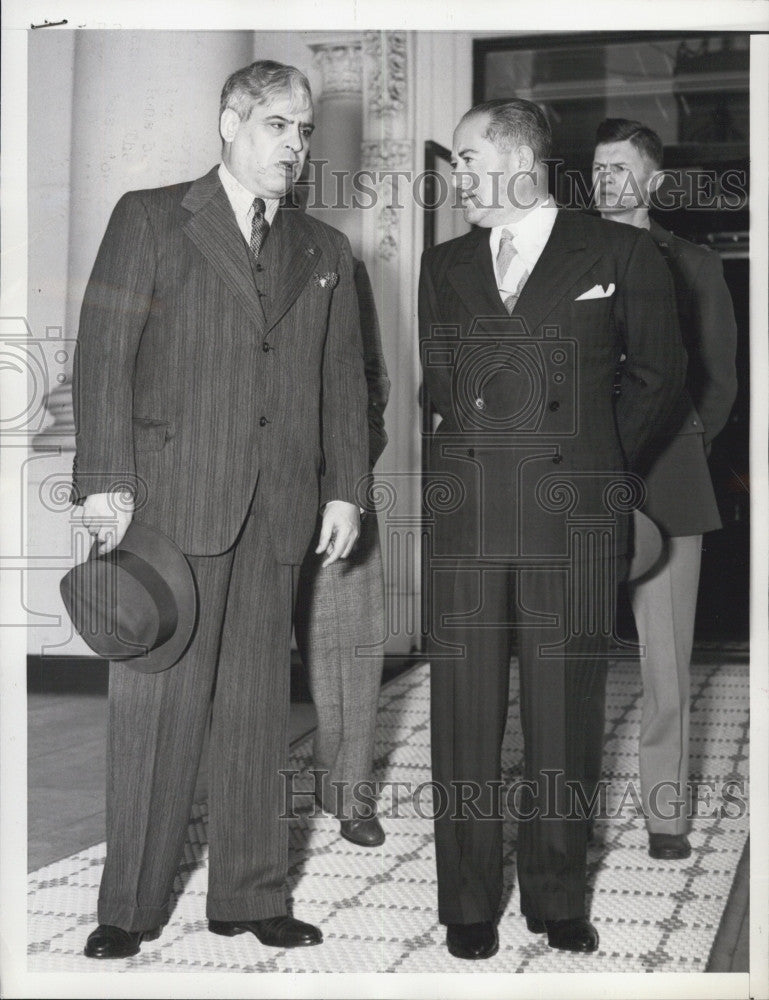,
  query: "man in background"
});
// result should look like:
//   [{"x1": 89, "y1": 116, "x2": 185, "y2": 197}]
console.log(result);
[
  {"x1": 593, "y1": 117, "x2": 738, "y2": 860},
  {"x1": 295, "y1": 256, "x2": 389, "y2": 848}
]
